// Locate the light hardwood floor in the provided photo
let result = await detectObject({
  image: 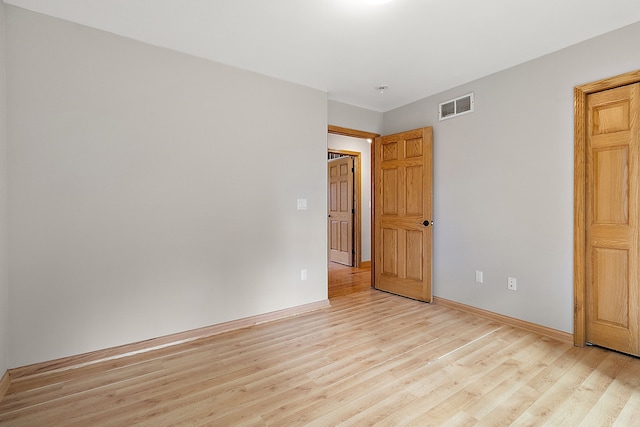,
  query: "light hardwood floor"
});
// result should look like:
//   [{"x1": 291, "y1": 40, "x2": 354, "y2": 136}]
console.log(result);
[
  {"x1": 1, "y1": 281, "x2": 640, "y2": 425},
  {"x1": 328, "y1": 261, "x2": 372, "y2": 299}
]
